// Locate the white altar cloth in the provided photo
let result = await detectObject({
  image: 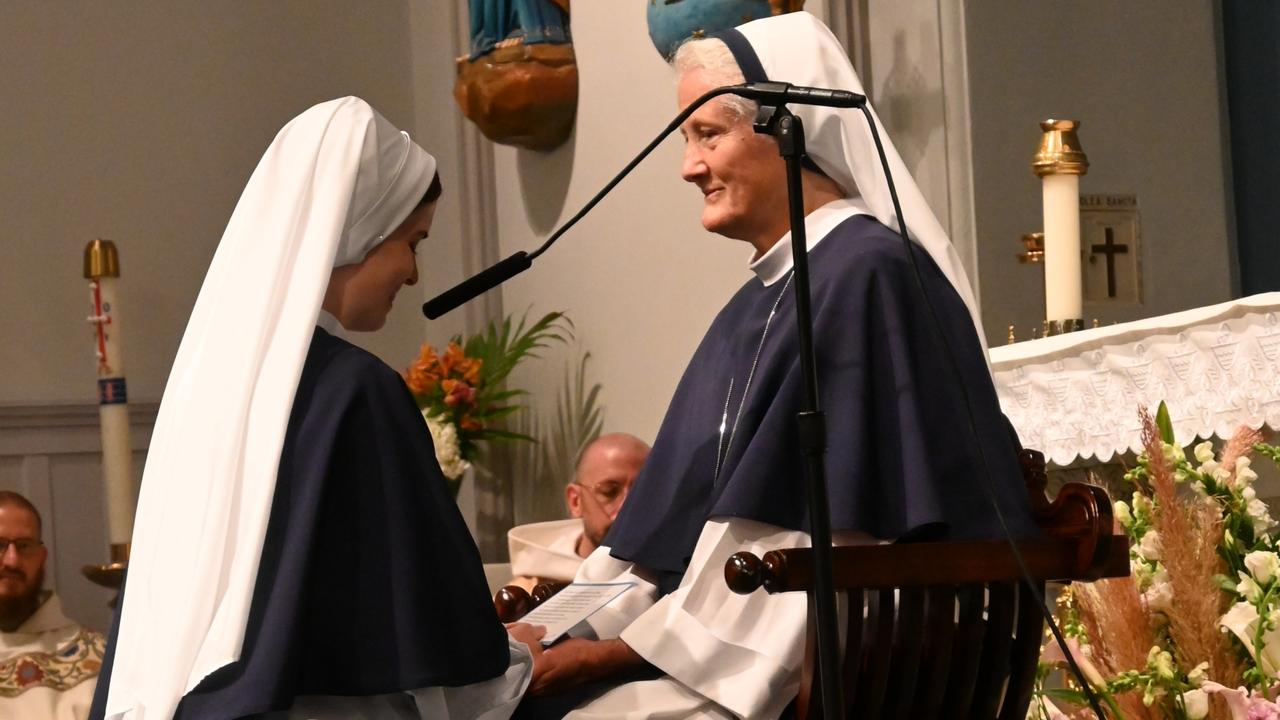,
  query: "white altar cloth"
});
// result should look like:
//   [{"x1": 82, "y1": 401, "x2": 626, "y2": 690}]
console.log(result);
[{"x1": 988, "y1": 293, "x2": 1280, "y2": 466}]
